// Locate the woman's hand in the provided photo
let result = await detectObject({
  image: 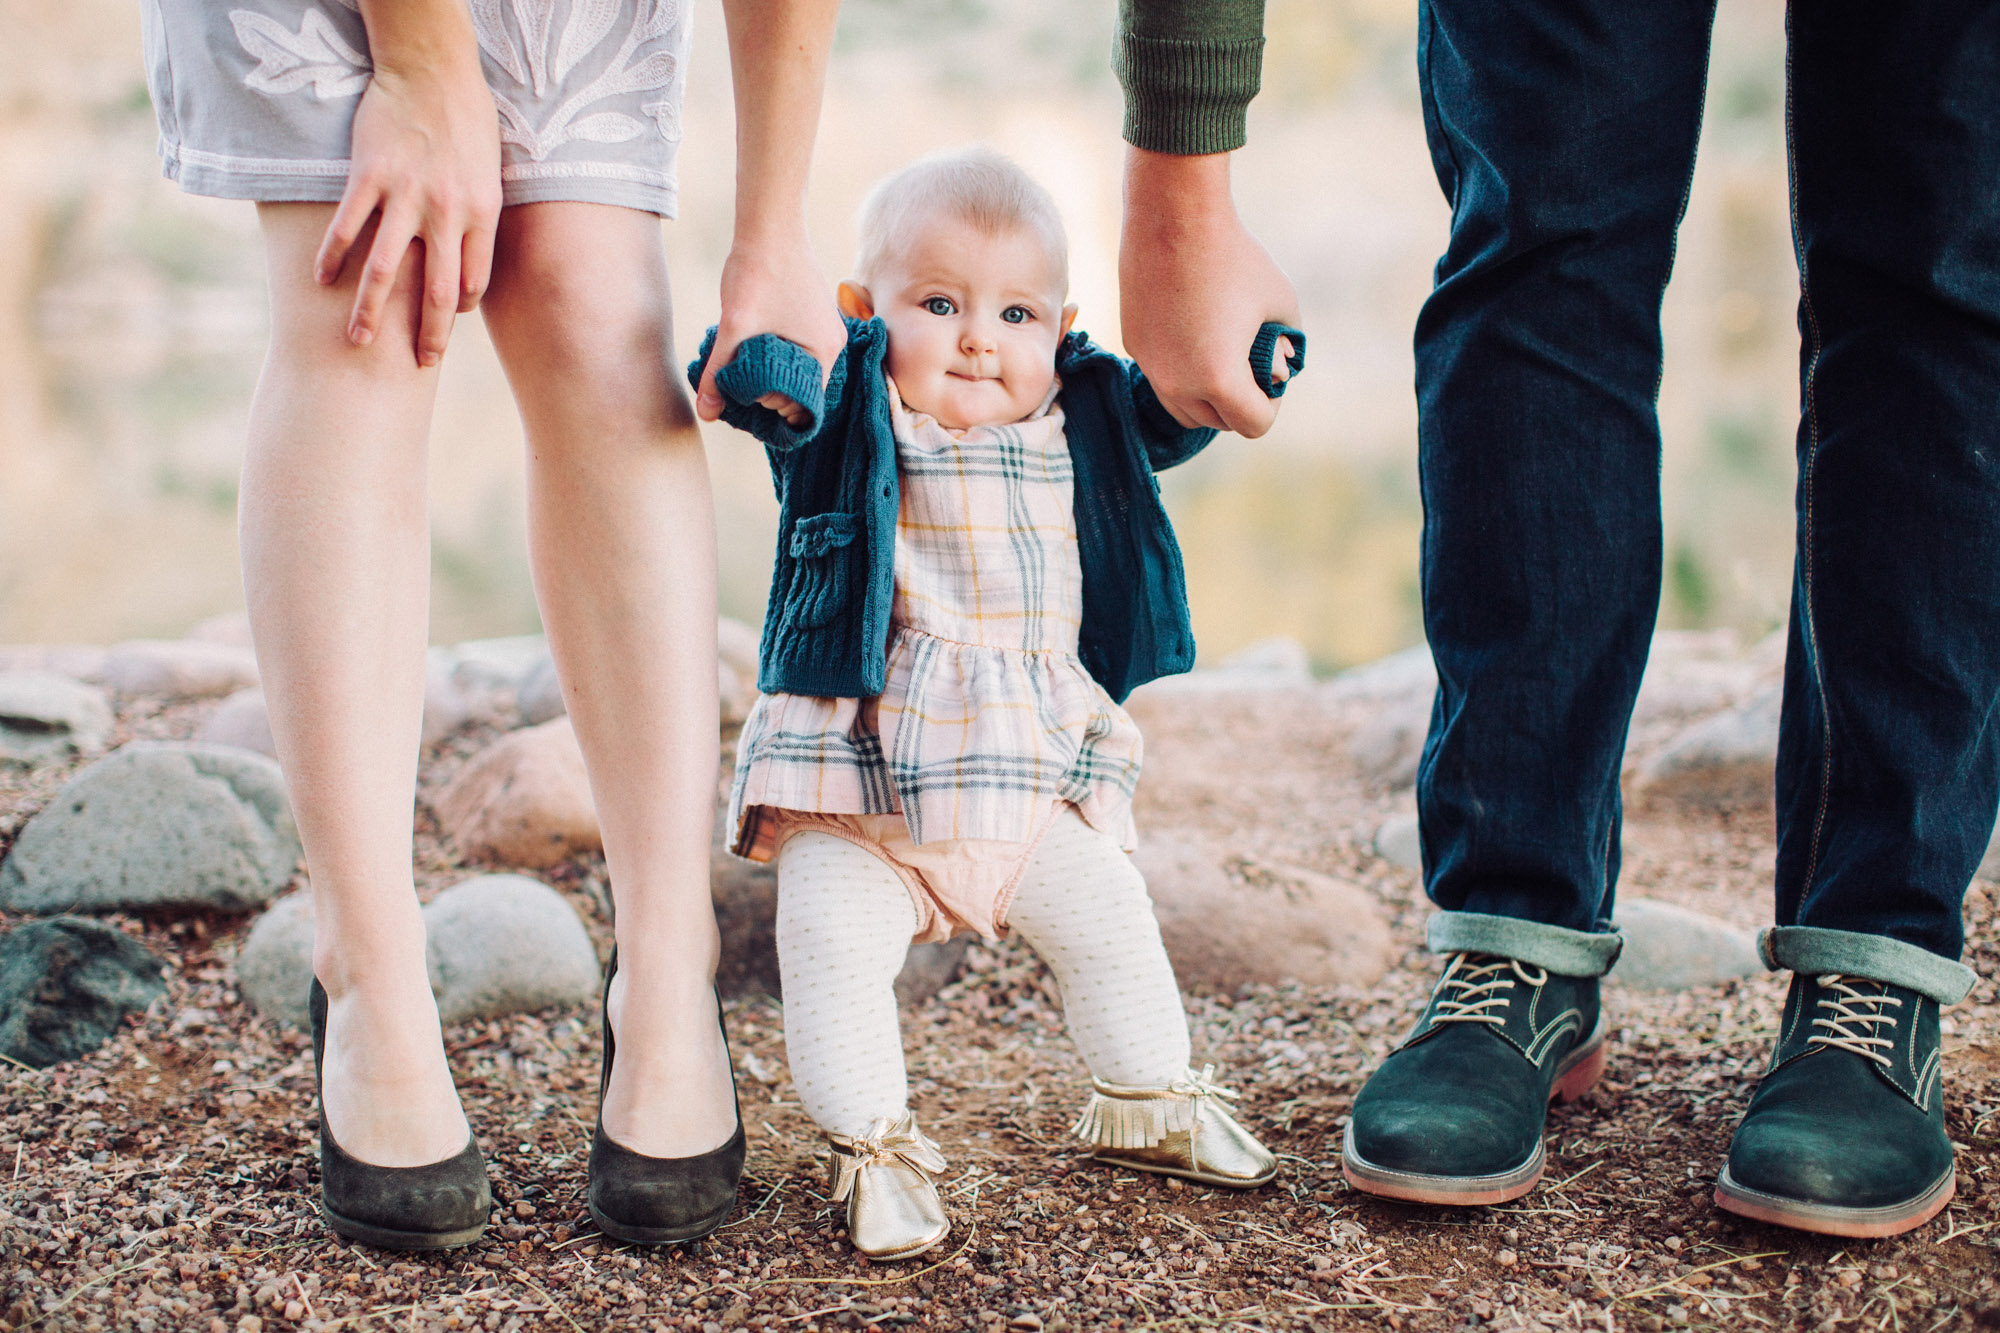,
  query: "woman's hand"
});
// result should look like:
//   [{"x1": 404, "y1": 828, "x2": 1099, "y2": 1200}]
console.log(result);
[
  {"x1": 699, "y1": 232, "x2": 847, "y2": 426},
  {"x1": 315, "y1": 1, "x2": 501, "y2": 367},
  {"x1": 1120, "y1": 147, "x2": 1300, "y2": 438},
  {"x1": 697, "y1": 0, "x2": 844, "y2": 424}
]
